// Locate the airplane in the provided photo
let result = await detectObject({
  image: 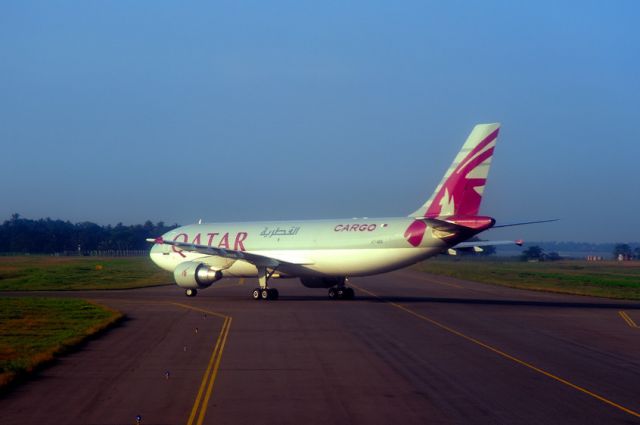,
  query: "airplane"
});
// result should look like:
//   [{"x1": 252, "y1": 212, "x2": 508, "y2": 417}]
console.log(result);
[{"x1": 148, "y1": 123, "x2": 546, "y2": 300}]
